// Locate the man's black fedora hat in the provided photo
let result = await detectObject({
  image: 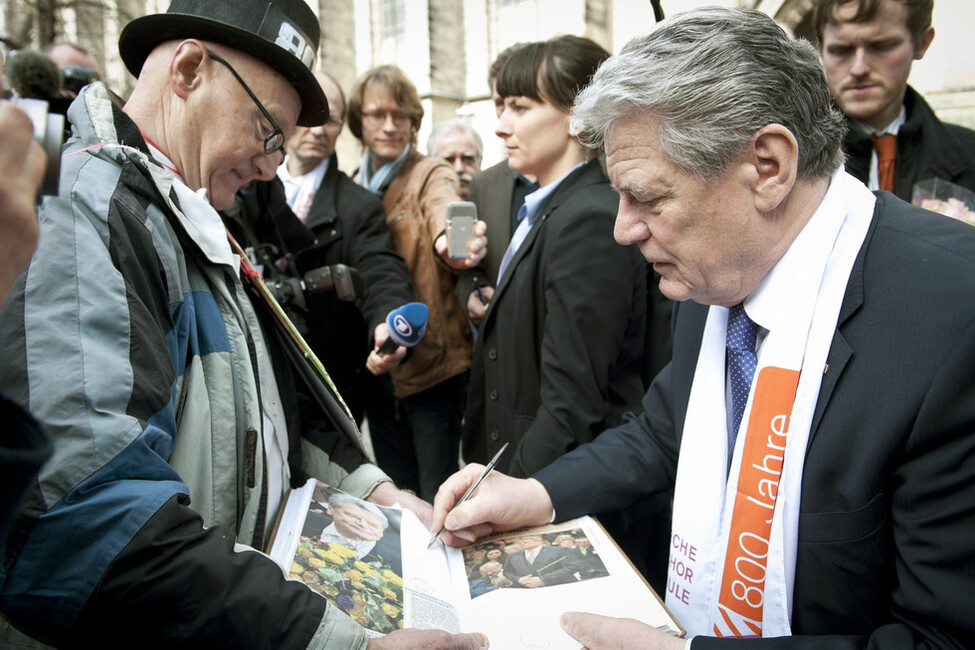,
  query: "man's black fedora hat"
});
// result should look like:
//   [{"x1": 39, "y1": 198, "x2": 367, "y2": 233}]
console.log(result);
[{"x1": 119, "y1": 0, "x2": 328, "y2": 126}]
